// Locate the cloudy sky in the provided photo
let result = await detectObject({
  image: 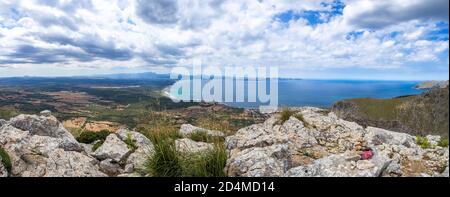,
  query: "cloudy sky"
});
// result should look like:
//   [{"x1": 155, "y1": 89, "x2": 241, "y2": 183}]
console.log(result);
[{"x1": 0, "y1": 0, "x2": 449, "y2": 80}]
